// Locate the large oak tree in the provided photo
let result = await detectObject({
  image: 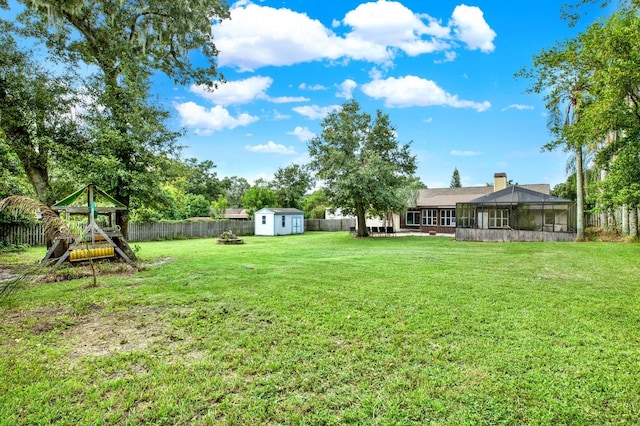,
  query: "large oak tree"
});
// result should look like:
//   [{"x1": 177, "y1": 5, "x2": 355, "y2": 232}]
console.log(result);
[
  {"x1": 10, "y1": 0, "x2": 229, "y2": 236},
  {"x1": 308, "y1": 100, "x2": 416, "y2": 238}
]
